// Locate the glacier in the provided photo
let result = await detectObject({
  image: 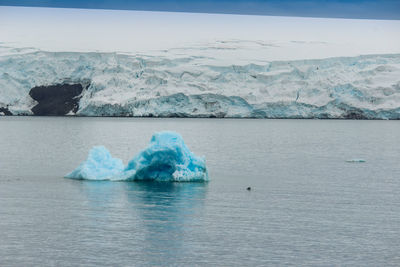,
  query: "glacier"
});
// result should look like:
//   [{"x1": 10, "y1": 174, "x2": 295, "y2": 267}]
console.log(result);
[
  {"x1": 1, "y1": 43, "x2": 400, "y2": 119},
  {"x1": 65, "y1": 131, "x2": 209, "y2": 182}
]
